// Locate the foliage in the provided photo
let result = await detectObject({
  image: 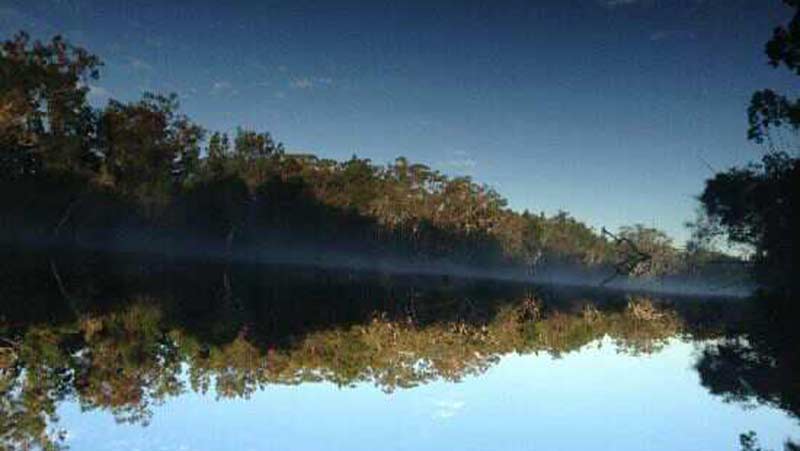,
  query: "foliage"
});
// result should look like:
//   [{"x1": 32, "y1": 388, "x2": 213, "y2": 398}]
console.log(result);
[
  {"x1": 697, "y1": 145, "x2": 799, "y2": 296},
  {"x1": 96, "y1": 93, "x2": 204, "y2": 205},
  {"x1": 617, "y1": 224, "x2": 681, "y2": 277},
  {"x1": 0, "y1": 270, "x2": 689, "y2": 448},
  {"x1": 0, "y1": 254, "x2": 780, "y2": 450},
  {"x1": 0, "y1": 31, "x2": 700, "y2": 280},
  {"x1": 748, "y1": 0, "x2": 800, "y2": 143},
  {"x1": 694, "y1": 1, "x2": 800, "y2": 296},
  {"x1": 0, "y1": 31, "x2": 100, "y2": 179}
]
